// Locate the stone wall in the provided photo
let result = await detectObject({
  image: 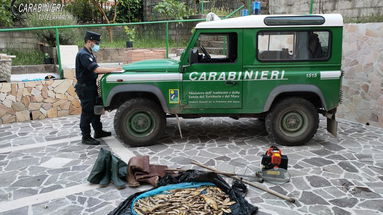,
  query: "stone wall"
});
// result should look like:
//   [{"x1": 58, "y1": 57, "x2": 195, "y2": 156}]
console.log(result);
[
  {"x1": 94, "y1": 48, "x2": 129, "y2": 64},
  {"x1": 138, "y1": 21, "x2": 199, "y2": 43},
  {"x1": 0, "y1": 79, "x2": 80, "y2": 124},
  {"x1": 95, "y1": 48, "x2": 166, "y2": 63},
  {"x1": 12, "y1": 64, "x2": 58, "y2": 74},
  {"x1": 0, "y1": 54, "x2": 12, "y2": 82},
  {"x1": 0, "y1": 32, "x2": 38, "y2": 50},
  {"x1": 269, "y1": 0, "x2": 383, "y2": 20},
  {"x1": 126, "y1": 48, "x2": 166, "y2": 63},
  {"x1": 338, "y1": 23, "x2": 383, "y2": 127}
]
